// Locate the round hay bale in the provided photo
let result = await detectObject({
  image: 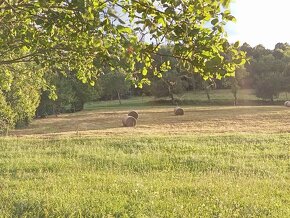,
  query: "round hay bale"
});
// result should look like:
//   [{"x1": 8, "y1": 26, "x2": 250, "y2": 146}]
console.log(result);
[
  {"x1": 285, "y1": 101, "x2": 290, "y2": 107},
  {"x1": 174, "y1": 107, "x2": 184, "y2": 116},
  {"x1": 122, "y1": 115, "x2": 137, "y2": 127},
  {"x1": 128, "y1": 110, "x2": 139, "y2": 119}
]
